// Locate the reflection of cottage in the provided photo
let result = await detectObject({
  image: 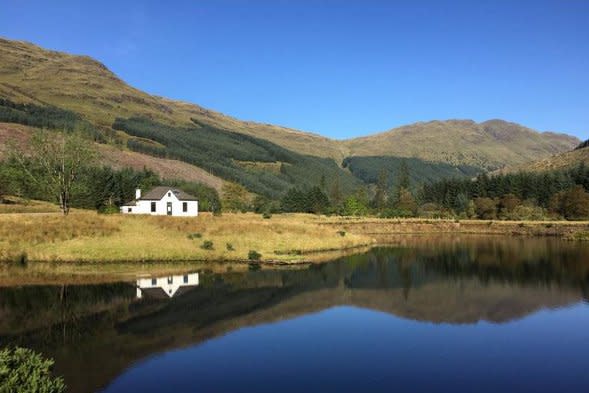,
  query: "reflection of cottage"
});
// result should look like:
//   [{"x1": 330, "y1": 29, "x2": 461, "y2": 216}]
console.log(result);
[
  {"x1": 136, "y1": 273, "x2": 199, "y2": 299},
  {"x1": 121, "y1": 187, "x2": 198, "y2": 216}
]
